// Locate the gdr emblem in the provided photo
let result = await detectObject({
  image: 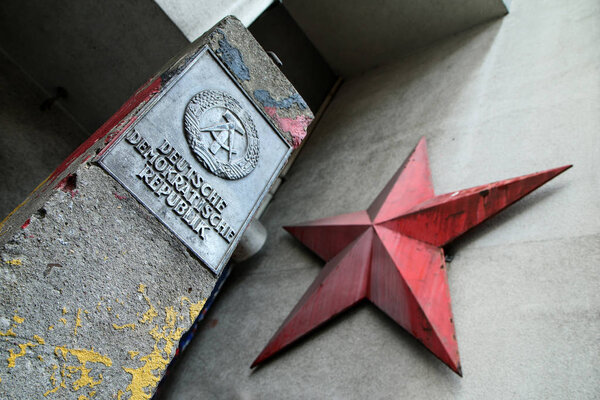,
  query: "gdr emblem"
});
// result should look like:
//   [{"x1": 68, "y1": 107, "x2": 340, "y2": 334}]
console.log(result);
[{"x1": 184, "y1": 90, "x2": 259, "y2": 180}]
